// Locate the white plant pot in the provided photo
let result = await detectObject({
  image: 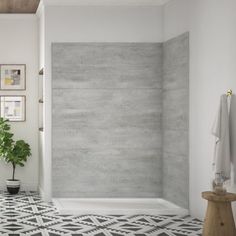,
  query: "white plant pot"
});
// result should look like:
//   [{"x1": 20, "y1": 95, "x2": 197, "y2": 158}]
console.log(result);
[{"x1": 6, "y1": 179, "x2": 20, "y2": 194}]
